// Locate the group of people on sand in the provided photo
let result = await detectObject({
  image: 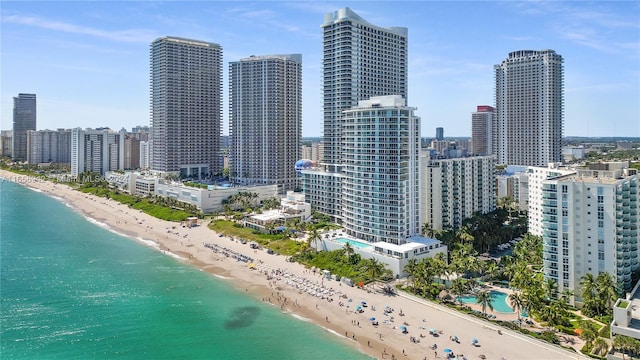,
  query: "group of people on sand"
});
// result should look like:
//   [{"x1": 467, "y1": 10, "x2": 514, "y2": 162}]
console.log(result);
[{"x1": 203, "y1": 242, "x2": 253, "y2": 263}]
